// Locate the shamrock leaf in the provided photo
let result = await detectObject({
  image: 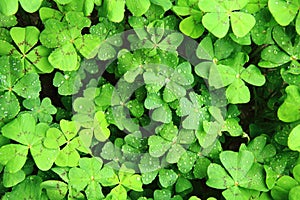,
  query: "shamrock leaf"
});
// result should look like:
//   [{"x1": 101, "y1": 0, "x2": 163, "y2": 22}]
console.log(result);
[
  {"x1": 172, "y1": 0, "x2": 204, "y2": 38},
  {"x1": 78, "y1": 111, "x2": 111, "y2": 146},
  {"x1": 44, "y1": 119, "x2": 90, "y2": 167},
  {"x1": 148, "y1": 123, "x2": 195, "y2": 163},
  {"x1": 23, "y1": 97, "x2": 57, "y2": 123},
  {"x1": 117, "y1": 49, "x2": 161, "y2": 83},
  {"x1": 158, "y1": 169, "x2": 178, "y2": 188},
  {"x1": 2, "y1": 176, "x2": 43, "y2": 199},
  {"x1": 53, "y1": 71, "x2": 83, "y2": 95},
  {"x1": 268, "y1": 0, "x2": 300, "y2": 34},
  {"x1": 198, "y1": 0, "x2": 256, "y2": 38},
  {"x1": 0, "y1": 113, "x2": 59, "y2": 172},
  {"x1": 205, "y1": 52, "x2": 265, "y2": 103},
  {"x1": 138, "y1": 153, "x2": 161, "y2": 184},
  {"x1": 40, "y1": 11, "x2": 100, "y2": 71},
  {"x1": 0, "y1": 26, "x2": 53, "y2": 73},
  {"x1": 144, "y1": 93, "x2": 172, "y2": 123},
  {"x1": 90, "y1": 17, "x2": 124, "y2": 60},
  {"x1": 69, "y1": 157, "x2": 105, "y2": 199},
  {"x1": 240, "y1": 135, "x2": 276, "y2": 163},
  {"x1": 288, "y1": 124, "x2": 300, "y2": 152},
  {"x1": 0, "y1": 0, "x2": 42, "y2": 16},
  {"x1": 144, "y1": 62, "x2": 194, "y2": 102},
  {"x1": 99, "y1": 0, "x2": 125, "y2": 23},
  {"x1": 0, "y1": 13, "x2": 17, "y2": 28},
  {"x1": 99, "y1": 165, "x2": 143, "y2": 200},
  {"x1": 207, "y1": 150, "x2": 268, "y2": 200},
  {"x1": 176, "y1": 91, "x2": 209, "y2": 130},
  {"x1": 128, "y1": 20, "x2": 184, "y2": 56},
  {"x1": 278, "y1": 85, "x2": 300, "y2": 122},
  {"x1": 108, "y1": 79, "x2": 141, "y2": 132},
  {"x1": 259, "y1": 26, "x2": 300, "y2": 69},
  {"x1": 126, "y1": 0, "x2": 150, "y2": 16}
]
